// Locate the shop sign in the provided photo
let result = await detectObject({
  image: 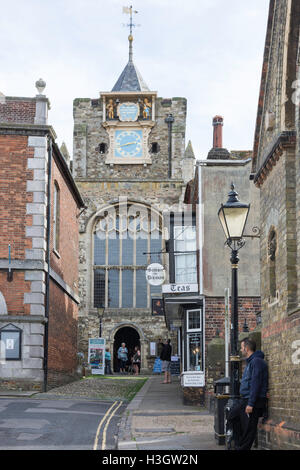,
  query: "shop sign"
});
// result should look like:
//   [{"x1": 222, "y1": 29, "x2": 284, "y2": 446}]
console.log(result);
[
  {"x1": 88, "y1": 338, "x2": 106, "y2": 375},
  {"x1": 162, "y1": 283, "x2": 198, "y2": 294},
  {"x1": 146, "y1": 263, "x2": 165, "y2": 286},
  {"x1": 181, "y1": 372, "x2": 205, "y2": 387}
]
